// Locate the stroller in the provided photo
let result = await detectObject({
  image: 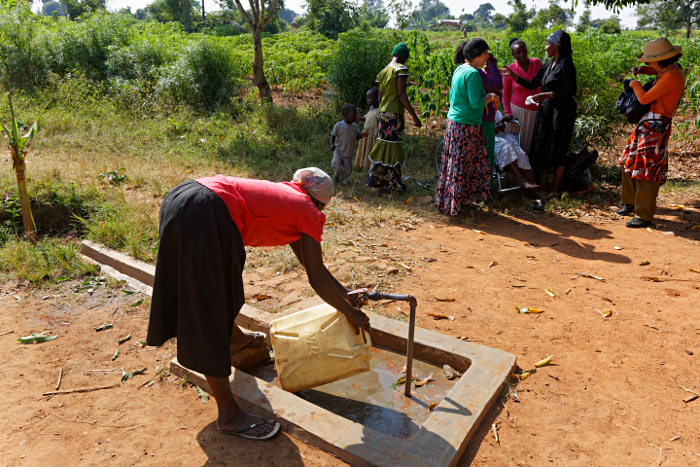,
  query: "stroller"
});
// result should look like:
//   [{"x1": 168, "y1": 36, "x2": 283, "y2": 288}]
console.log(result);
[{"x1": 434, "y1": 117, "x2": 523, "y2": 193}]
